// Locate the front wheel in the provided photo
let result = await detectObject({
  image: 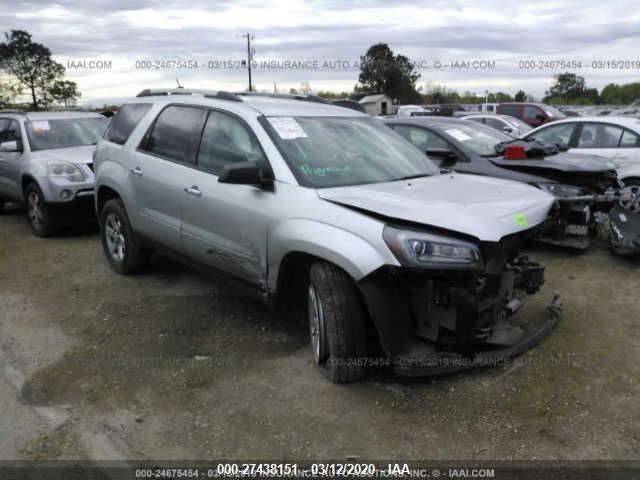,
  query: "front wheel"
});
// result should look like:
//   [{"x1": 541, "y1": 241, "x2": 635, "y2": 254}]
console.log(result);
[
  {"x1": 25, "y1": 183, "x2": 55, "y2": 237},
  {"x1": 308, "y1": 261, "x2": 369, "y2": 382},
  {"x1": 100, "y1": 198, "x2": 148, "y2": 274}
]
